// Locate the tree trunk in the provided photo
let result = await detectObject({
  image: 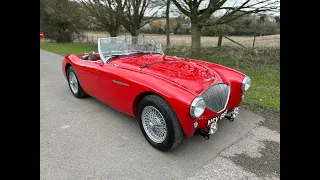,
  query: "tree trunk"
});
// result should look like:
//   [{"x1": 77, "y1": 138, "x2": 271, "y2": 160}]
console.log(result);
[
  {"x1": 131, "y1": 29, "x2": 139, "y2": 36},
  {"x1": 217, "y1": 28, "x2": 223, "y2": 47},
  {"x1": 131, "y1": 29, "x2": 139, "y2": 44},
  {"x1": 109, "y1": 31, "x2": 118, "y2": 37},
  {"x1": 191, "y1": 25, "x2": 201, "y2": 58},
  {"x1": 166, "y1": 0, "x2": 170, "y2": 47}
]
